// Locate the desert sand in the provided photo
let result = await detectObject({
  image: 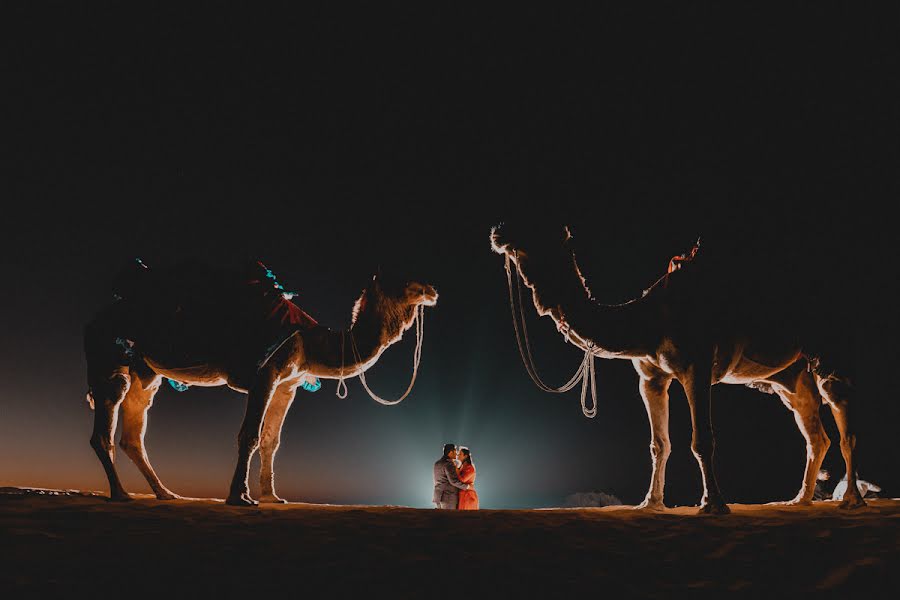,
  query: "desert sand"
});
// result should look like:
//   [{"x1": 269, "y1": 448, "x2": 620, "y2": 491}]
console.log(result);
[{"x1": 1, "y1": 487, "x2": 897, "y2": 596}]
